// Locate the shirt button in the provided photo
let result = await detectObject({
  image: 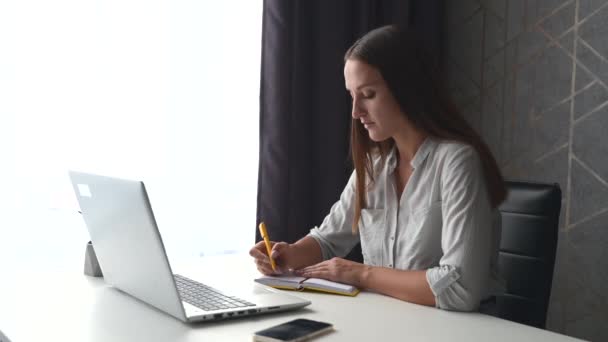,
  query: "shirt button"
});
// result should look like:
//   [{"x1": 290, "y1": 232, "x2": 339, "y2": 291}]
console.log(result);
[{"x1": 390, "y1": 236, "x2": 395, "y2": 240}]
